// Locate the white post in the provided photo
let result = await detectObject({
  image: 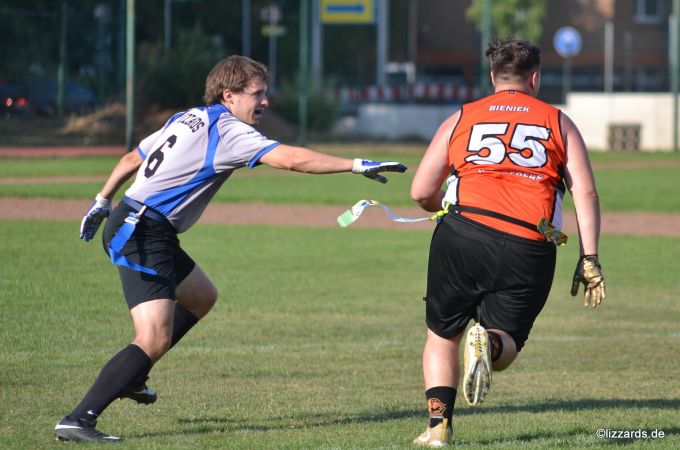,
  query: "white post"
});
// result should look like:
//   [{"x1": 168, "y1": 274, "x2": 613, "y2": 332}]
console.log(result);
[
  {"x1": 267, "y1": 5, "x2": 278, "y2": 92},
  {"x1": 604, "y1": 21, "x2": 614, "y2": 92},
  {"x1": 623, "y1": 31, "x2": 632, "y2": 91},
  {"x1": 376, "y1": 0, "x2": 388, "y2": 86},
  {"x1": 164, "y1": 0, "x2": 171, "y2": 57},
  {"x1": 311, "y1": 0, "x2": 322, "y2": 90},
  {"x1": 408, "y1": 0, "x2": 418, "y2": 67},
  {"x1": 242, "y1": 0, "x2": 250, "y2": 56},
  {"x1": 671, "y1": 2, "x2": 679, "y2": 152}
]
